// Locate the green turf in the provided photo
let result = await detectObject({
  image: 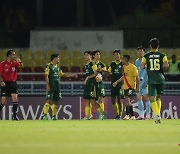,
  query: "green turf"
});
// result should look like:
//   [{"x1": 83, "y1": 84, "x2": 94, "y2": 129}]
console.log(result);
[{"x1": 0, "y1": 119, "x2": 180, "y2": 154}]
